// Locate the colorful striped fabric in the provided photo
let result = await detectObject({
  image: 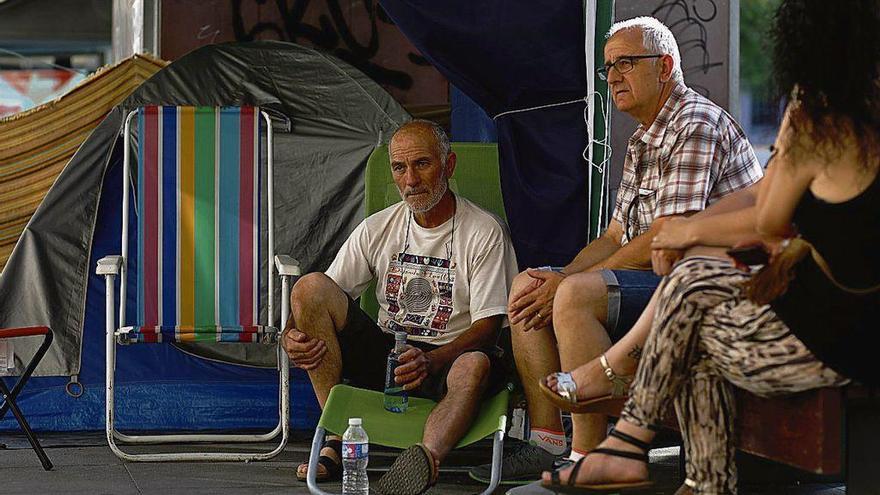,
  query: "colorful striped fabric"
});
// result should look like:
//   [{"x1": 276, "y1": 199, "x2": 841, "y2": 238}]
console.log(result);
[{"x1": 123, "y1": 106, "x2": 266, "y2": 343}]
